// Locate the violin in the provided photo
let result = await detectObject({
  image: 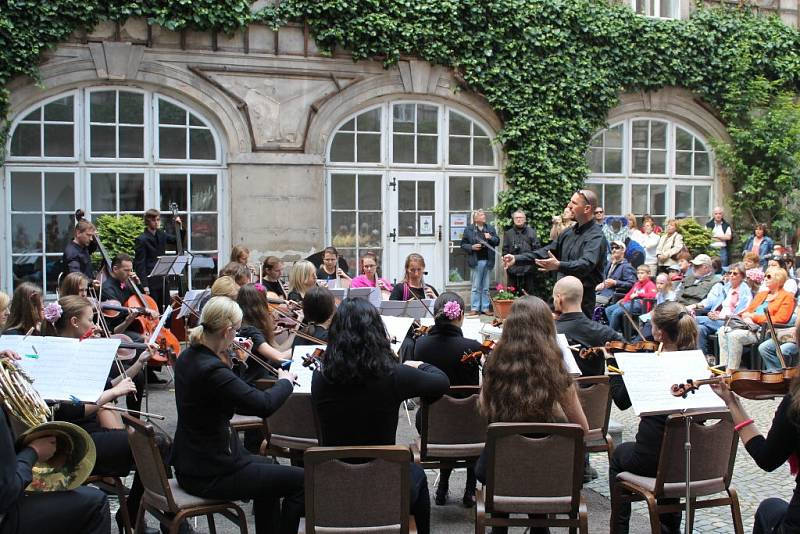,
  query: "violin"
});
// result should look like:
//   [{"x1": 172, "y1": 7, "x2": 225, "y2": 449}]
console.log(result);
[
  {"x1": 412, "y1": 325, "x2": 431, "y2": 339},
  {"x1": 604, "y1": 340, "x2": 659, "y2": 353},
  {"x1": 460, "y1": 339, "x2": 496, "y2": 365},
  {"x1": 302, "y1": 348, "x2": 324, "y2": 370},
  {"x1": 671, "y1": 367, "x2": 799, "y2": 401}
]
